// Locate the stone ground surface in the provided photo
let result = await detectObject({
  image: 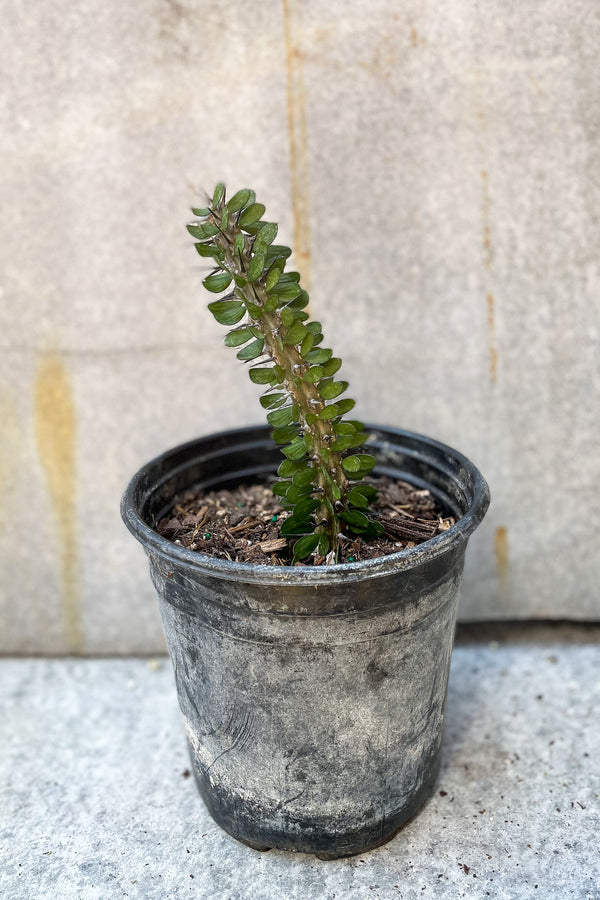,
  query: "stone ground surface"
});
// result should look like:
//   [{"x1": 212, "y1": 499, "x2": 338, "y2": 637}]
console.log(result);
[{"x1": 1, "y1": 626, "x2": 599, "y2": 900}]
